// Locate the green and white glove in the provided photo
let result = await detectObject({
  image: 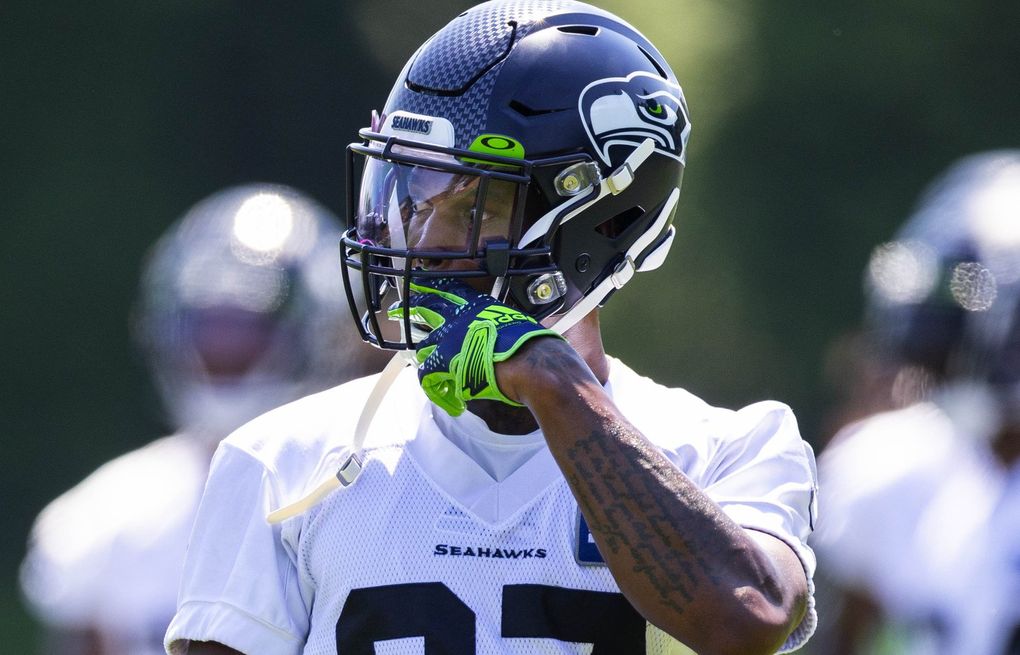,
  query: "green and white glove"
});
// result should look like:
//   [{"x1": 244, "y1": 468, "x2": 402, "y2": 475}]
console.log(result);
[{"x1": 394, "y1": 278, "x2": 563, "y2": 416}]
